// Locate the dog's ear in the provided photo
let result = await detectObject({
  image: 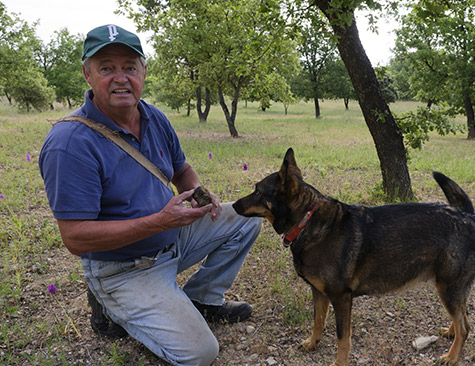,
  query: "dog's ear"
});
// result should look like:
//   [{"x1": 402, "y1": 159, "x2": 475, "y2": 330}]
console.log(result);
[
  {"x1": 279, "y1": 148, "x2": 302, "y2": 195},
  {"x1": 281, "y1": 148, "x2": 302, "y2": 179}
]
